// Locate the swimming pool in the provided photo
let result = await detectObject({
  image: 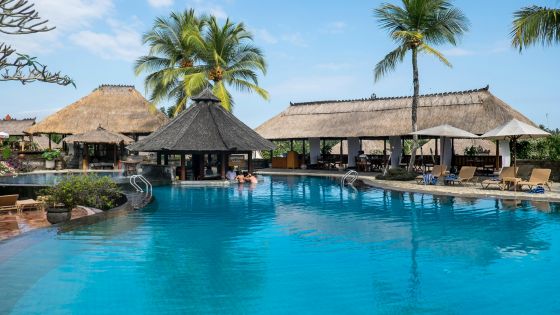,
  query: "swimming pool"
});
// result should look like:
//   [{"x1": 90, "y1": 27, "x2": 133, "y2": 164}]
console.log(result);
[{"x1": 1, "y1": 175, "x2": 560, "y2": 314}]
